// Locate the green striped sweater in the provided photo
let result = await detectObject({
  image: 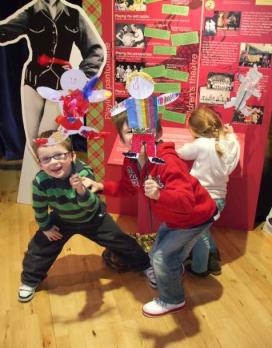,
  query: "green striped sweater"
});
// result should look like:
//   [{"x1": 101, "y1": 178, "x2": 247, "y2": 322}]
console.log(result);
[{"x1": 32, "y1": 160, "x2": 101, "y2": 230}]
